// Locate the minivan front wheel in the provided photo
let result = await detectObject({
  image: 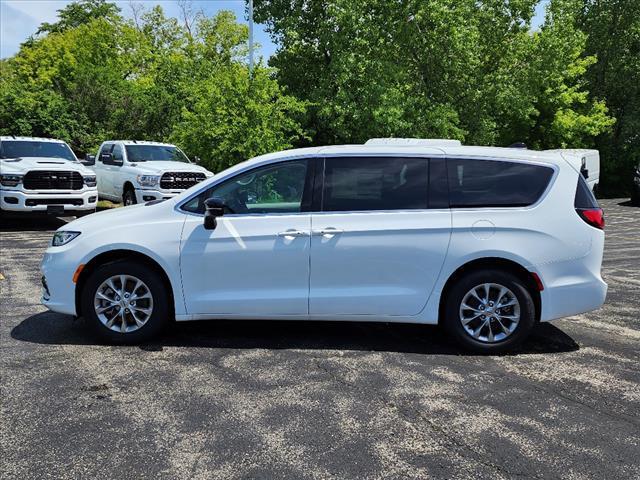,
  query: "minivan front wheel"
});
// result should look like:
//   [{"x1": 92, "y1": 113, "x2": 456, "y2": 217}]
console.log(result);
[
  {"x1": 81, "y1": 260, "x2": 168, "y2": 343},
  {"x1": 444, "y1": 269, "x2": 535, "y2": 353}
]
